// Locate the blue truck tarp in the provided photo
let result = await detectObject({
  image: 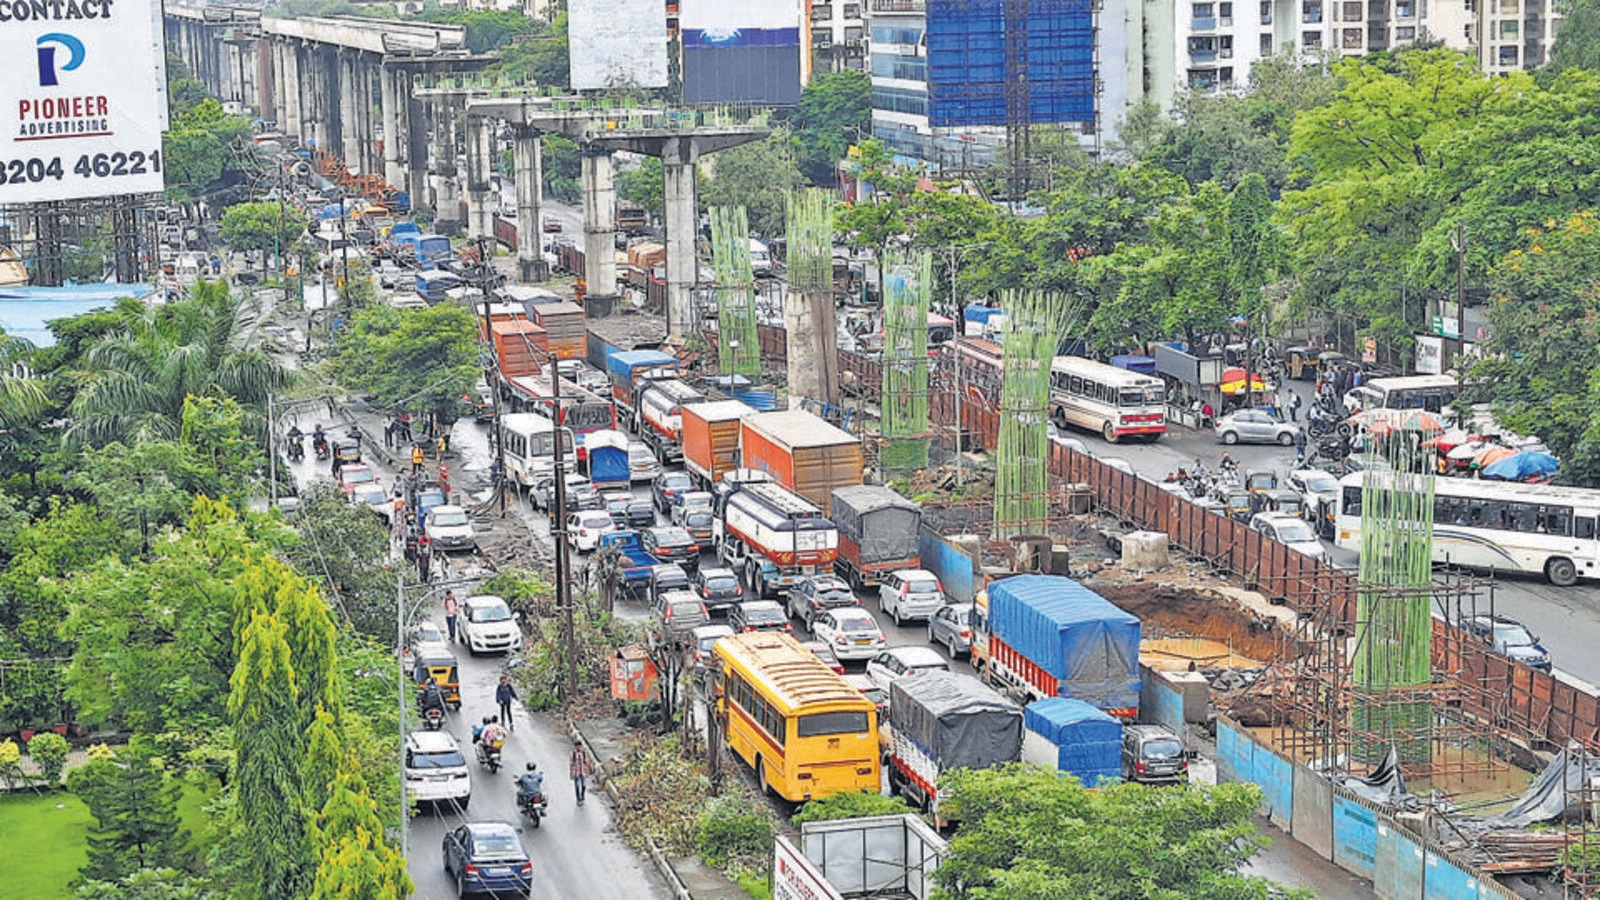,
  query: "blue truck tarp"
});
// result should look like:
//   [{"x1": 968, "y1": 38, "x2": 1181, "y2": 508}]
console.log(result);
[
  {"x1": 987, "y1": 575, "x2": 1141, "y2": 711},
  {"x1": 964, "y1": 304, "x2": 1004, "y2": 323},
  {"x1": 606, "y1": 349, "x2": 679, "y2": 381},
  {"x1": 585, "y1": 430, "x2": 631, "y2": 488},
  {"x1": 1024, "y1": 698, "x2": 1122, "y2": 786},
  {"x1": 1109, "y1": 354, "x2": 1157, "y2": 374}
]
